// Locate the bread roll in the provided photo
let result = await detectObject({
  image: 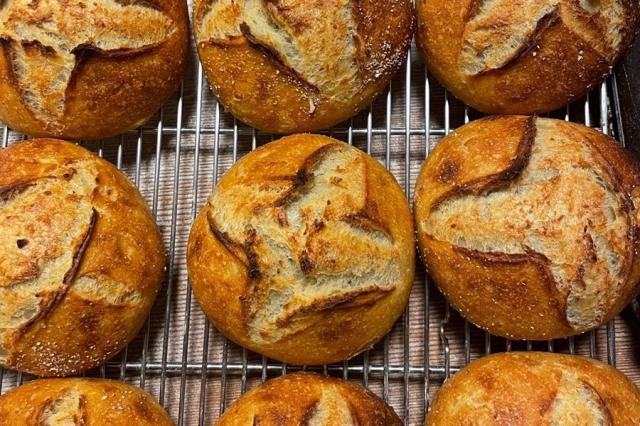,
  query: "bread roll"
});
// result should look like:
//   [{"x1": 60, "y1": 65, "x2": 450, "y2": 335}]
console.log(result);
[
  {"x1": 416, "y1": 0, "x2": 640, "y2": 114},
  {"x1": 427, "y1": 352, "x2": 640, "y2": 425},
  {"x1": 0, "y1": 378, "x2": 173, "y2": 425},
  {"x1": 193, "y1": 0, "x2": 415, "y2": 134},
  {"x1": 0, "y1": 0, "x2": 189, "y2": 140},
  {"x1": 0, "y1": 139, "x2": 165, "y2": 376},
  {"x1": 217, "y1": 372, "x2": 401, "y2": 425},
  {"x1": 188, "y1": 134, "x2": 415, "y2": 365},
  {"x1": 414, "y1": 116, "x2": 640, "y2": 340}
]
